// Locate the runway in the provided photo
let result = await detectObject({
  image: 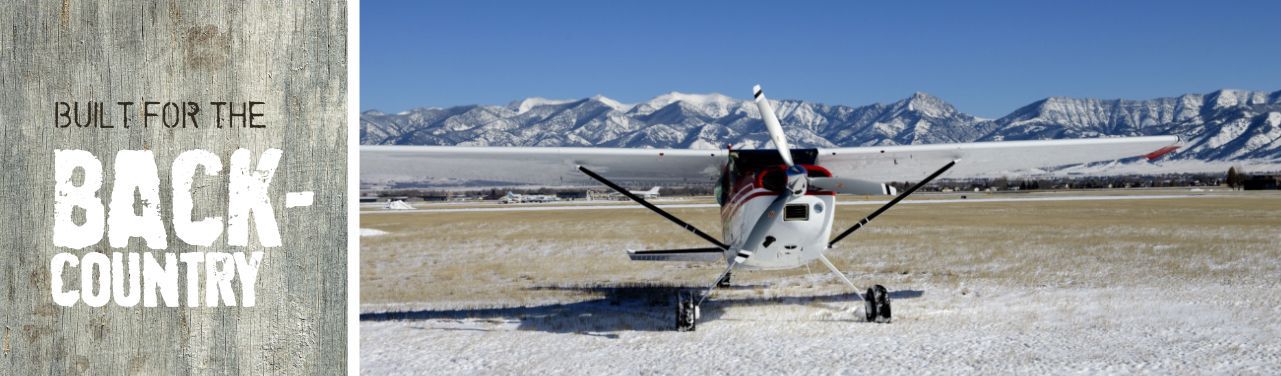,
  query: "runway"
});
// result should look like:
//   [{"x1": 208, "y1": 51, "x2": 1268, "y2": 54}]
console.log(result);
[{"x1": 360, "y1": 193, "x2": 1217, "y2": 214}]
